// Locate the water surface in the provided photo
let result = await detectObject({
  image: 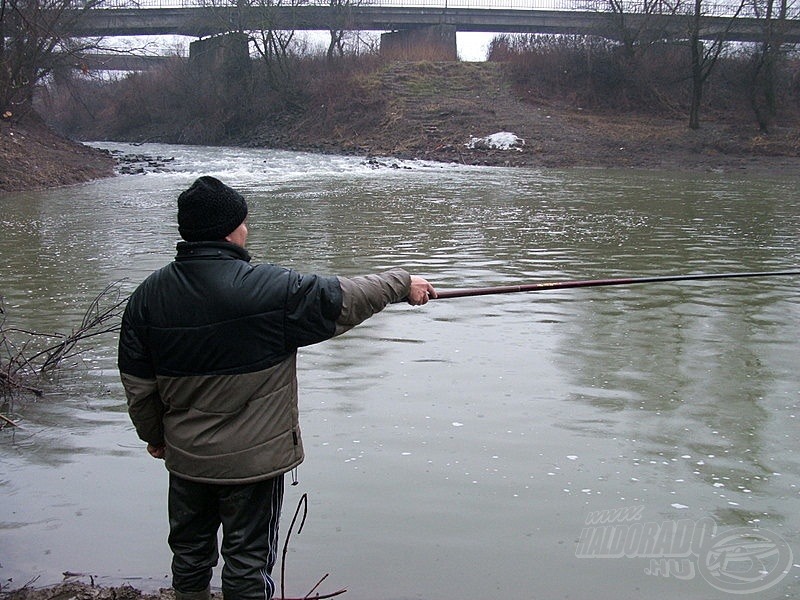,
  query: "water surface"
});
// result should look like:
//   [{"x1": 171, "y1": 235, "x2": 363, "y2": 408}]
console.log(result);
[{"x1": 1, "y1": 145, "x2": 798, "y2": 599}]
